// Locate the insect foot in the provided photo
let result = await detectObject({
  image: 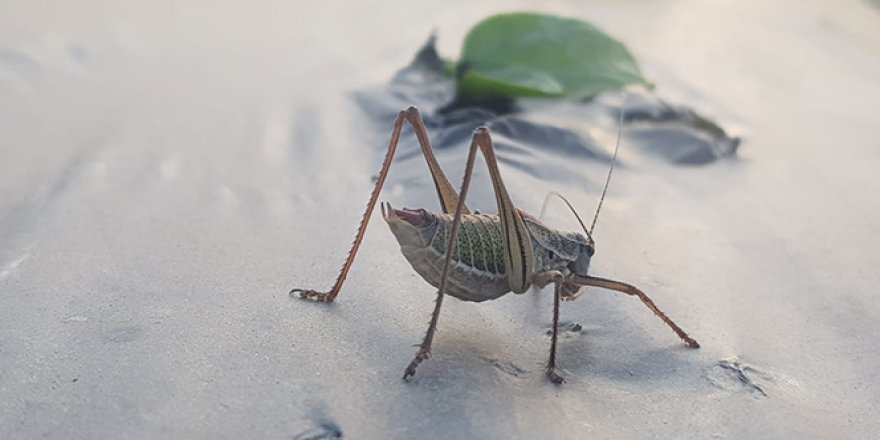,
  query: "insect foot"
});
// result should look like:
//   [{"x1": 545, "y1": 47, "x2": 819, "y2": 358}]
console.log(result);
[
  {"x1": 547, "y1": 367, "x2": 566, "y2": 384},
  {"x1": 684, "y1": 337, "x2": 700, "y2": 349},
  {"x1": 290, "y1": 288, "x2": 335, "y2": 303},
  {"x1": 402, "y1": 350, "x2": 430, "y2": 381}
]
